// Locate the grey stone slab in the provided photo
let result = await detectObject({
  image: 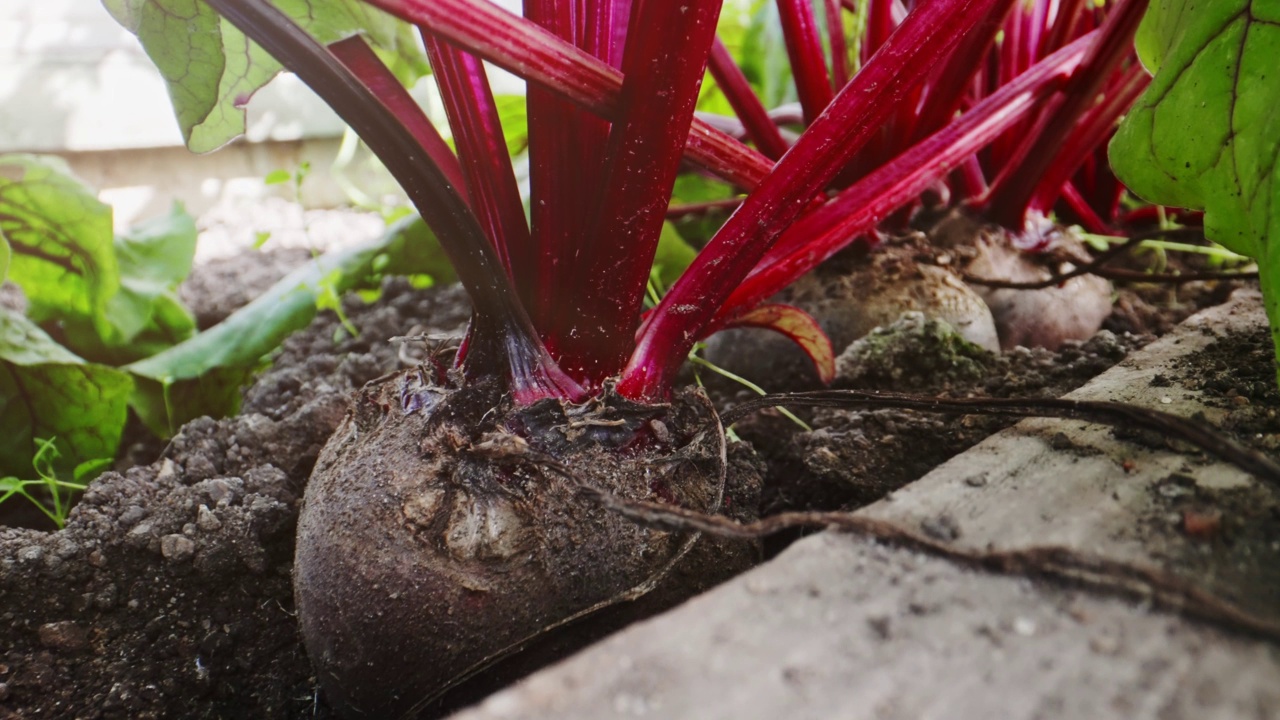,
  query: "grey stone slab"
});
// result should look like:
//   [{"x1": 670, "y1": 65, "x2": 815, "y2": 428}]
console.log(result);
[
  {"x1": 860, "y1": 289, "x2": 1280, "y2": 625},
  {"x1": 453, "y1": 533, "x2": 1280, "y2": 720}
]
